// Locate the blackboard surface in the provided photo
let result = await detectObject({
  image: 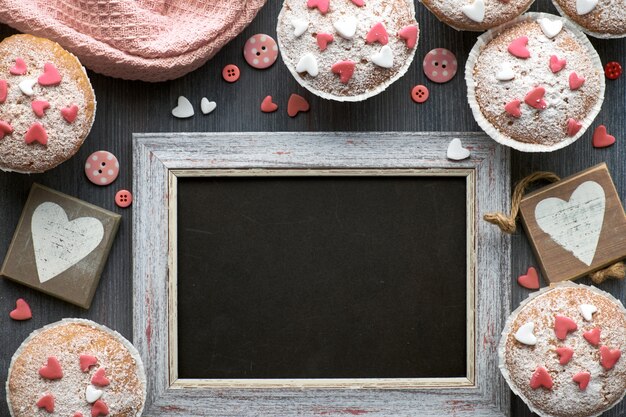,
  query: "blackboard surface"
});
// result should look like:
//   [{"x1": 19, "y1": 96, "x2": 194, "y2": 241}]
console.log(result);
[{"x1": 177, "y1": 175, "x2": 467, "y2": 379}]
